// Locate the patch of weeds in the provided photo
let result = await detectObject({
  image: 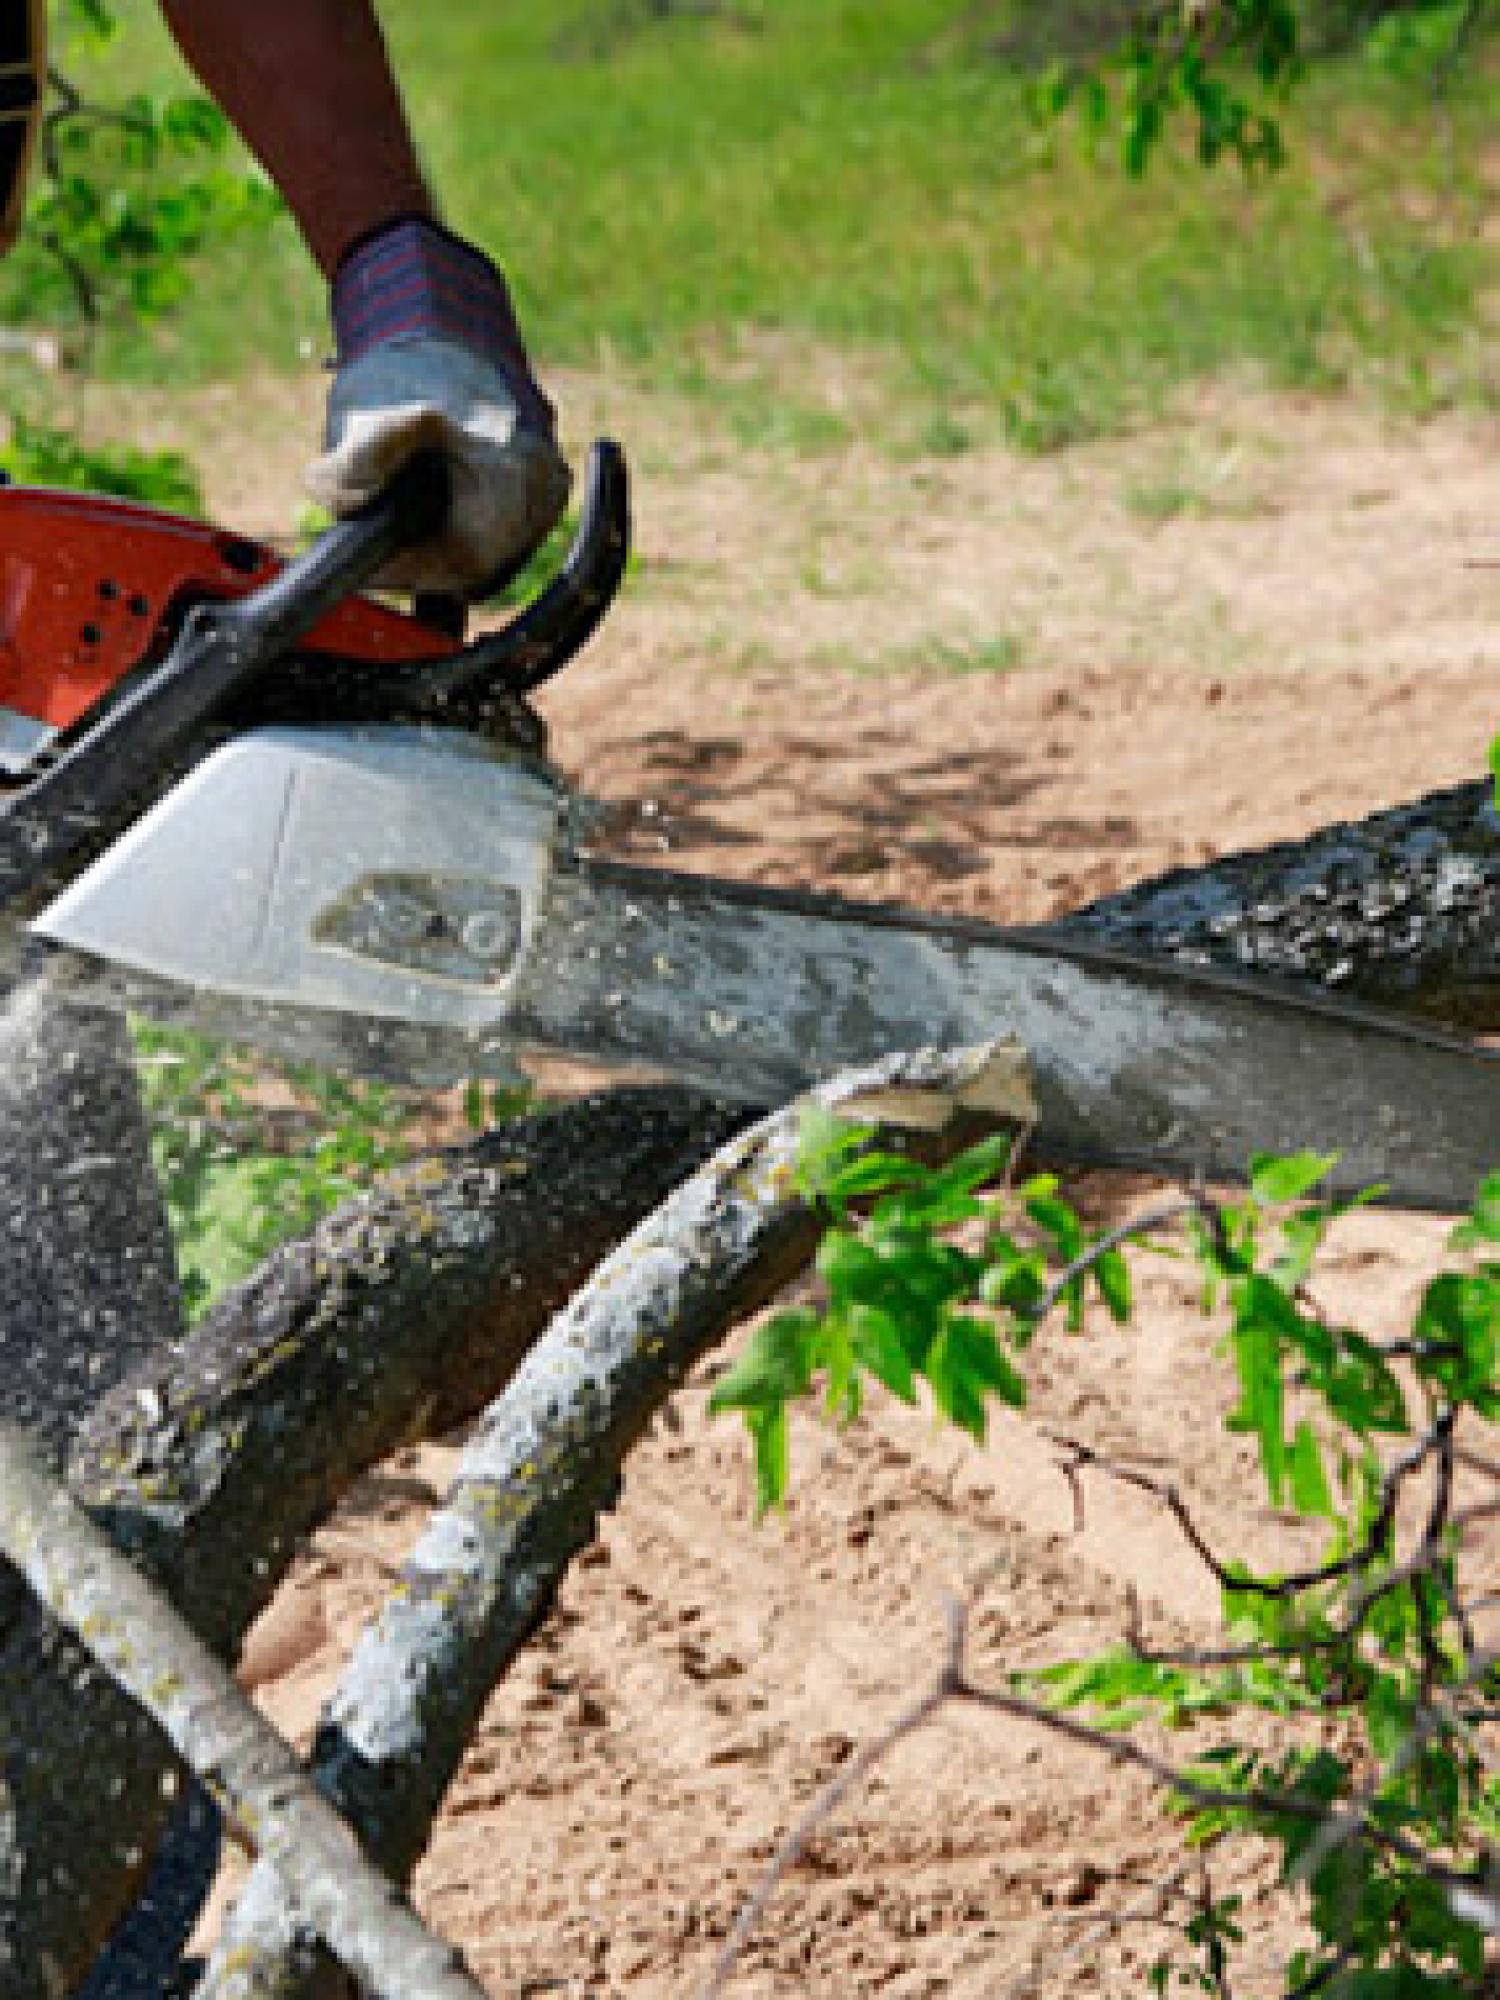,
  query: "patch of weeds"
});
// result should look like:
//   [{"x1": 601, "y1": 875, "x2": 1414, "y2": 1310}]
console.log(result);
[
  {"x1": 135, "y1": 1021, "x2": 533, "y2": 1318},
  {"x1": 1125, "y1": 476, "x2": 1204, "y2": 522},
  {"x1": 908, "y1": 409, "x2": 978, "y2": 458},
  {"x1": 721, "y1": 390, "x2": 855, "y2": 455},
  {"x1": 818, "y1": 631, "x2": 1027, "y2": 677},
  {"x1": 1123, "y1": 442, "x2": 1277, "y2": 522},
  {"x1": 700, "y1": 629, "x2": 779, "y2": 676},
  {"x1": 925, "y1": 633, "x2": 1026, "y2": 675},
  {"x1": 554, "y1": 0, "x2": 765, "y2": 63},
  {"x1": 996, "y1": 363, "x2": 1119, "y2": 453},
  {"x1": 741, "y1": 403, "x2": 854, "y2": 453},
  {"x1": 3, "y1": 415, "x2": 204, "y2": 512}
]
